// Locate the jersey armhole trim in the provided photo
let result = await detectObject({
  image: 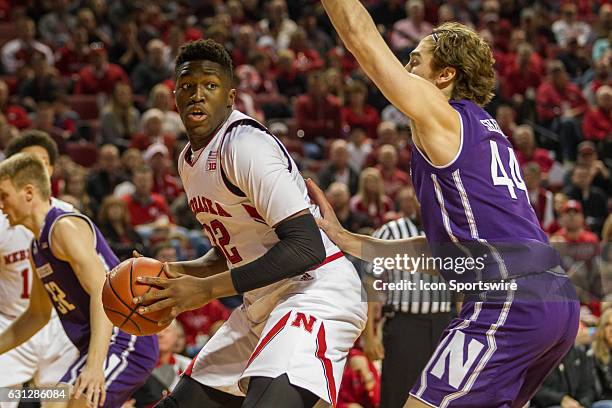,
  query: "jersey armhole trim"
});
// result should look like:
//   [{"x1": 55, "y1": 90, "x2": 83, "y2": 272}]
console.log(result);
[
  {"x1": 413, "y1": 109, "x2": 464, "y2": 169},
  {"x1": 48, "y1": 213, "x2": 97, "y2": 260}
]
